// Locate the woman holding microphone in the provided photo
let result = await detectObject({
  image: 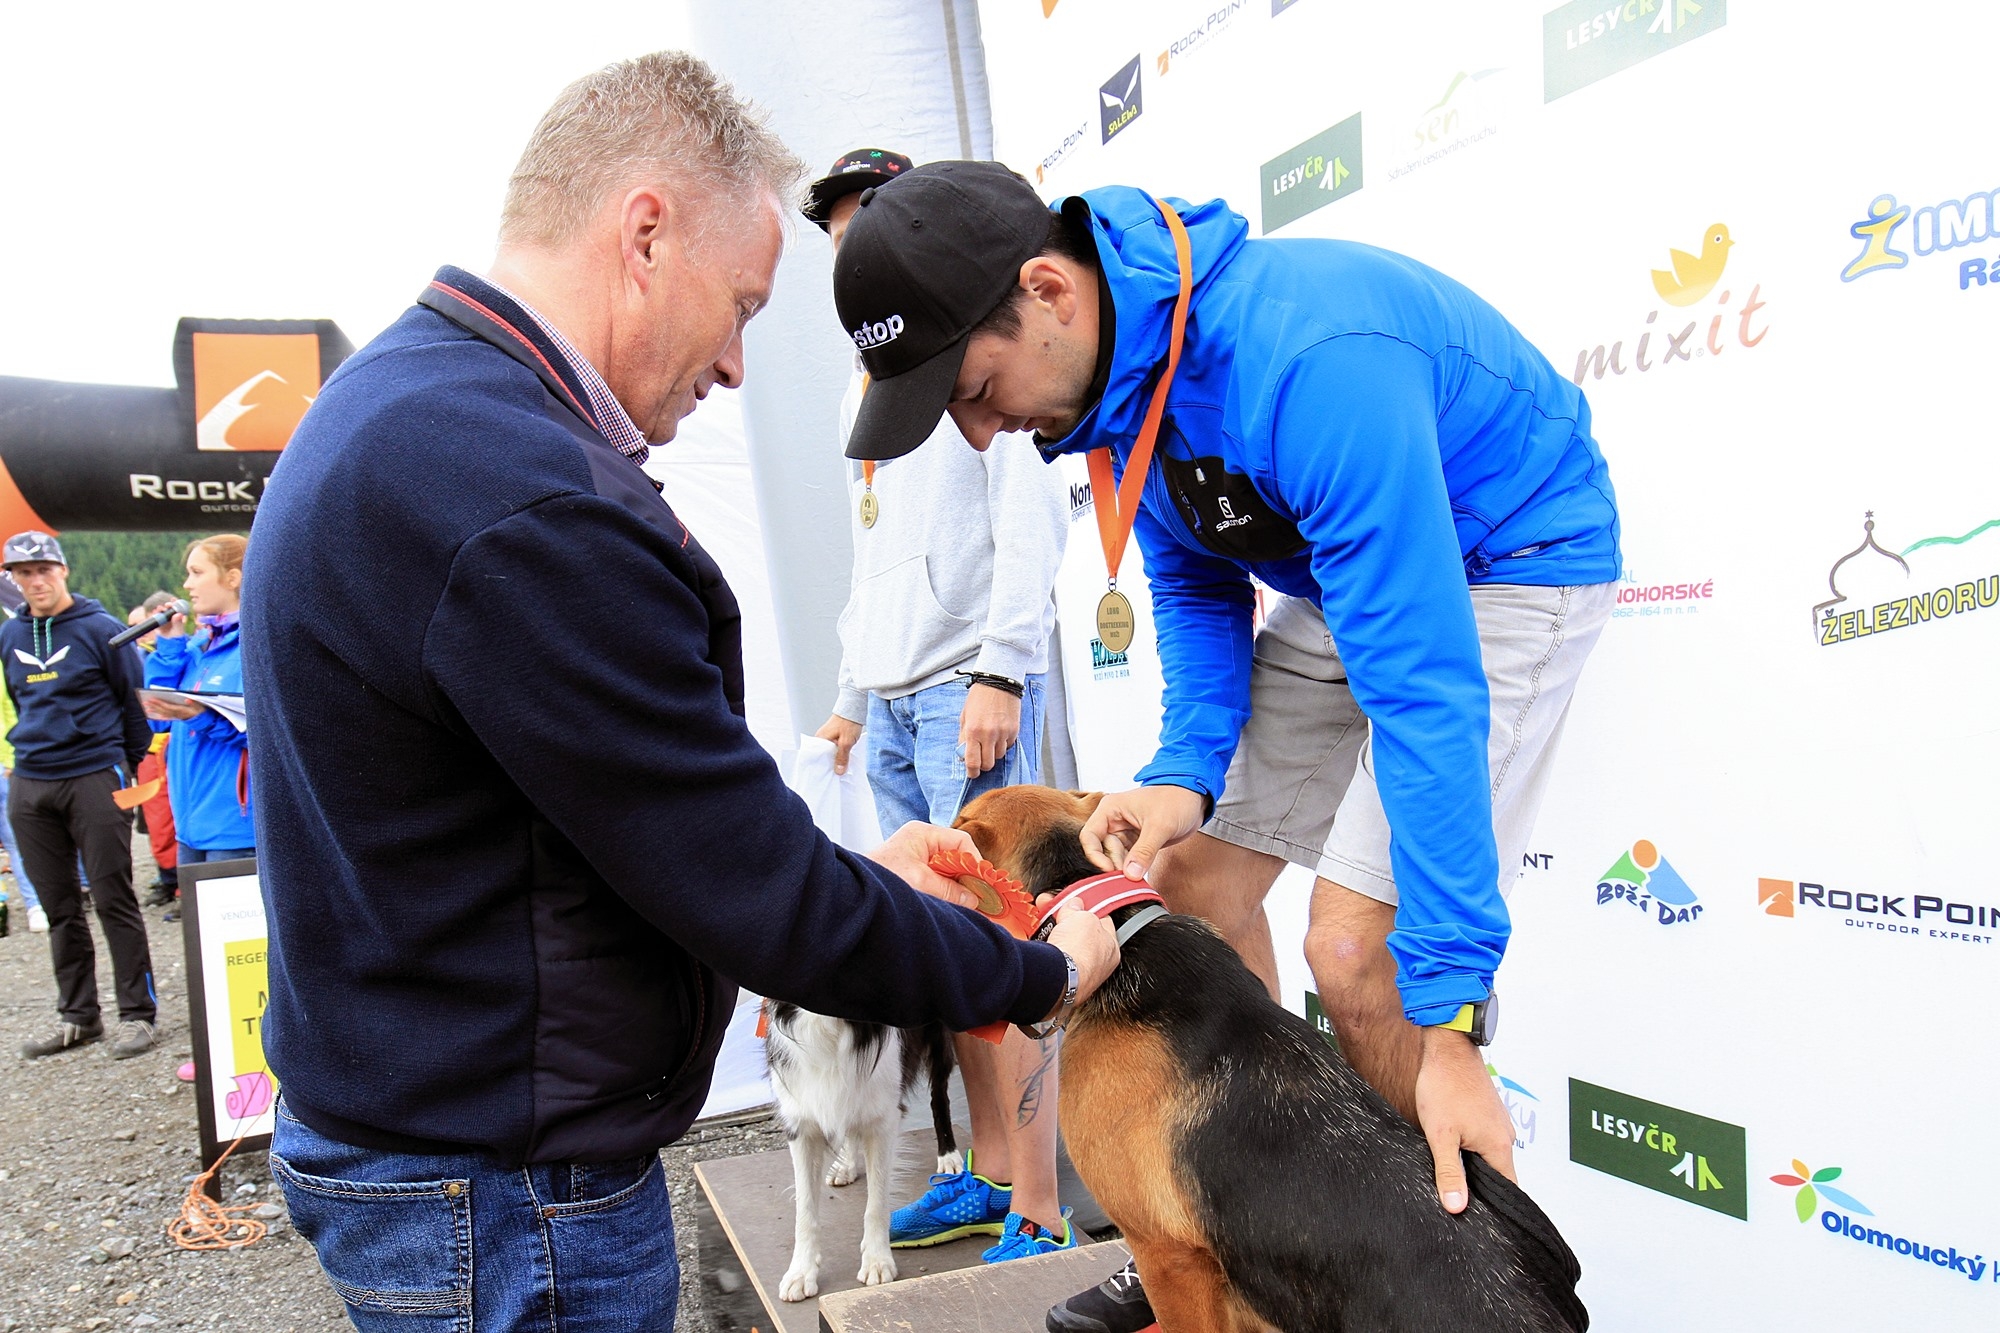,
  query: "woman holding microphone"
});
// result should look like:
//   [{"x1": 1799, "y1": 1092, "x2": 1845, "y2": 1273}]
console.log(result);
[{"x1": 141, "y1": 535, "x2": 252, "y2": 924}]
